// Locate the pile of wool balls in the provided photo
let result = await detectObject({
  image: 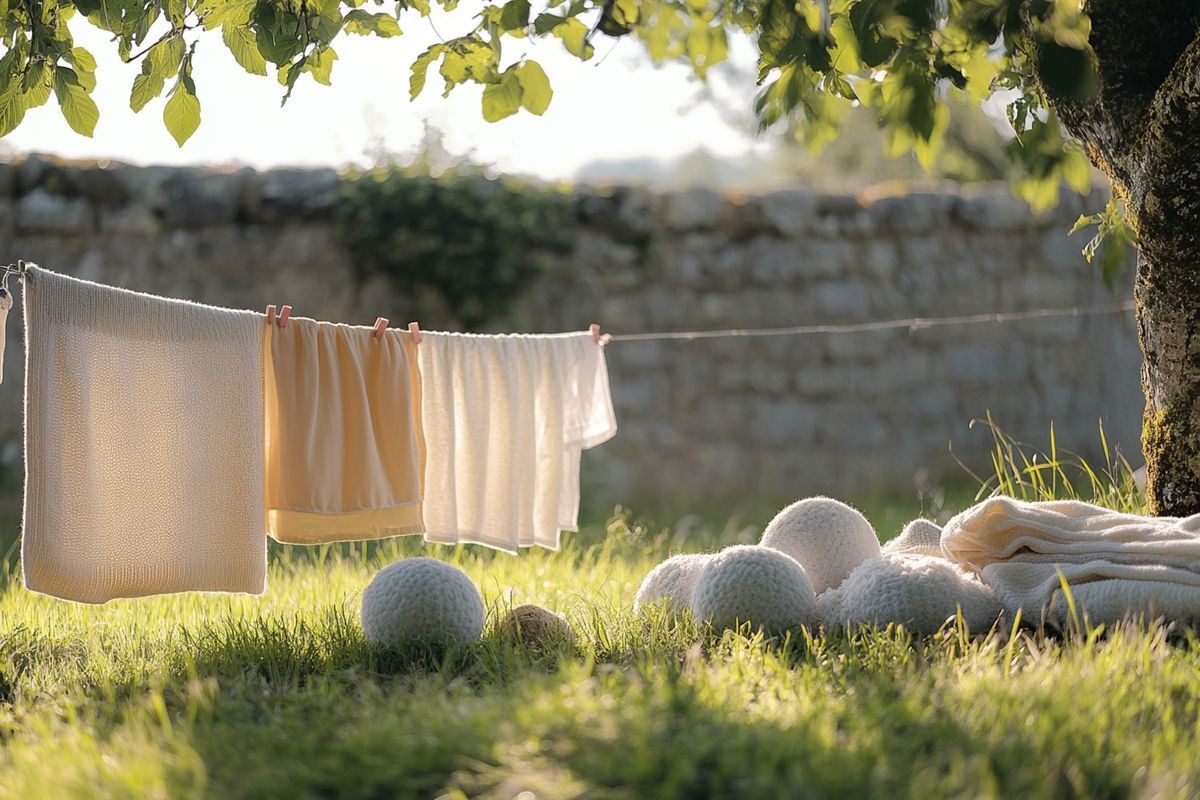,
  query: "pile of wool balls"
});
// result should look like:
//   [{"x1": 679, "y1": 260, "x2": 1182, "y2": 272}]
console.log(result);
[
  {"x1": 360, "y1": 557, "x2": 574, "y2": 649},
  {"x1": 635, "y1": 496, "x2": 1003, "y2": 637}
]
